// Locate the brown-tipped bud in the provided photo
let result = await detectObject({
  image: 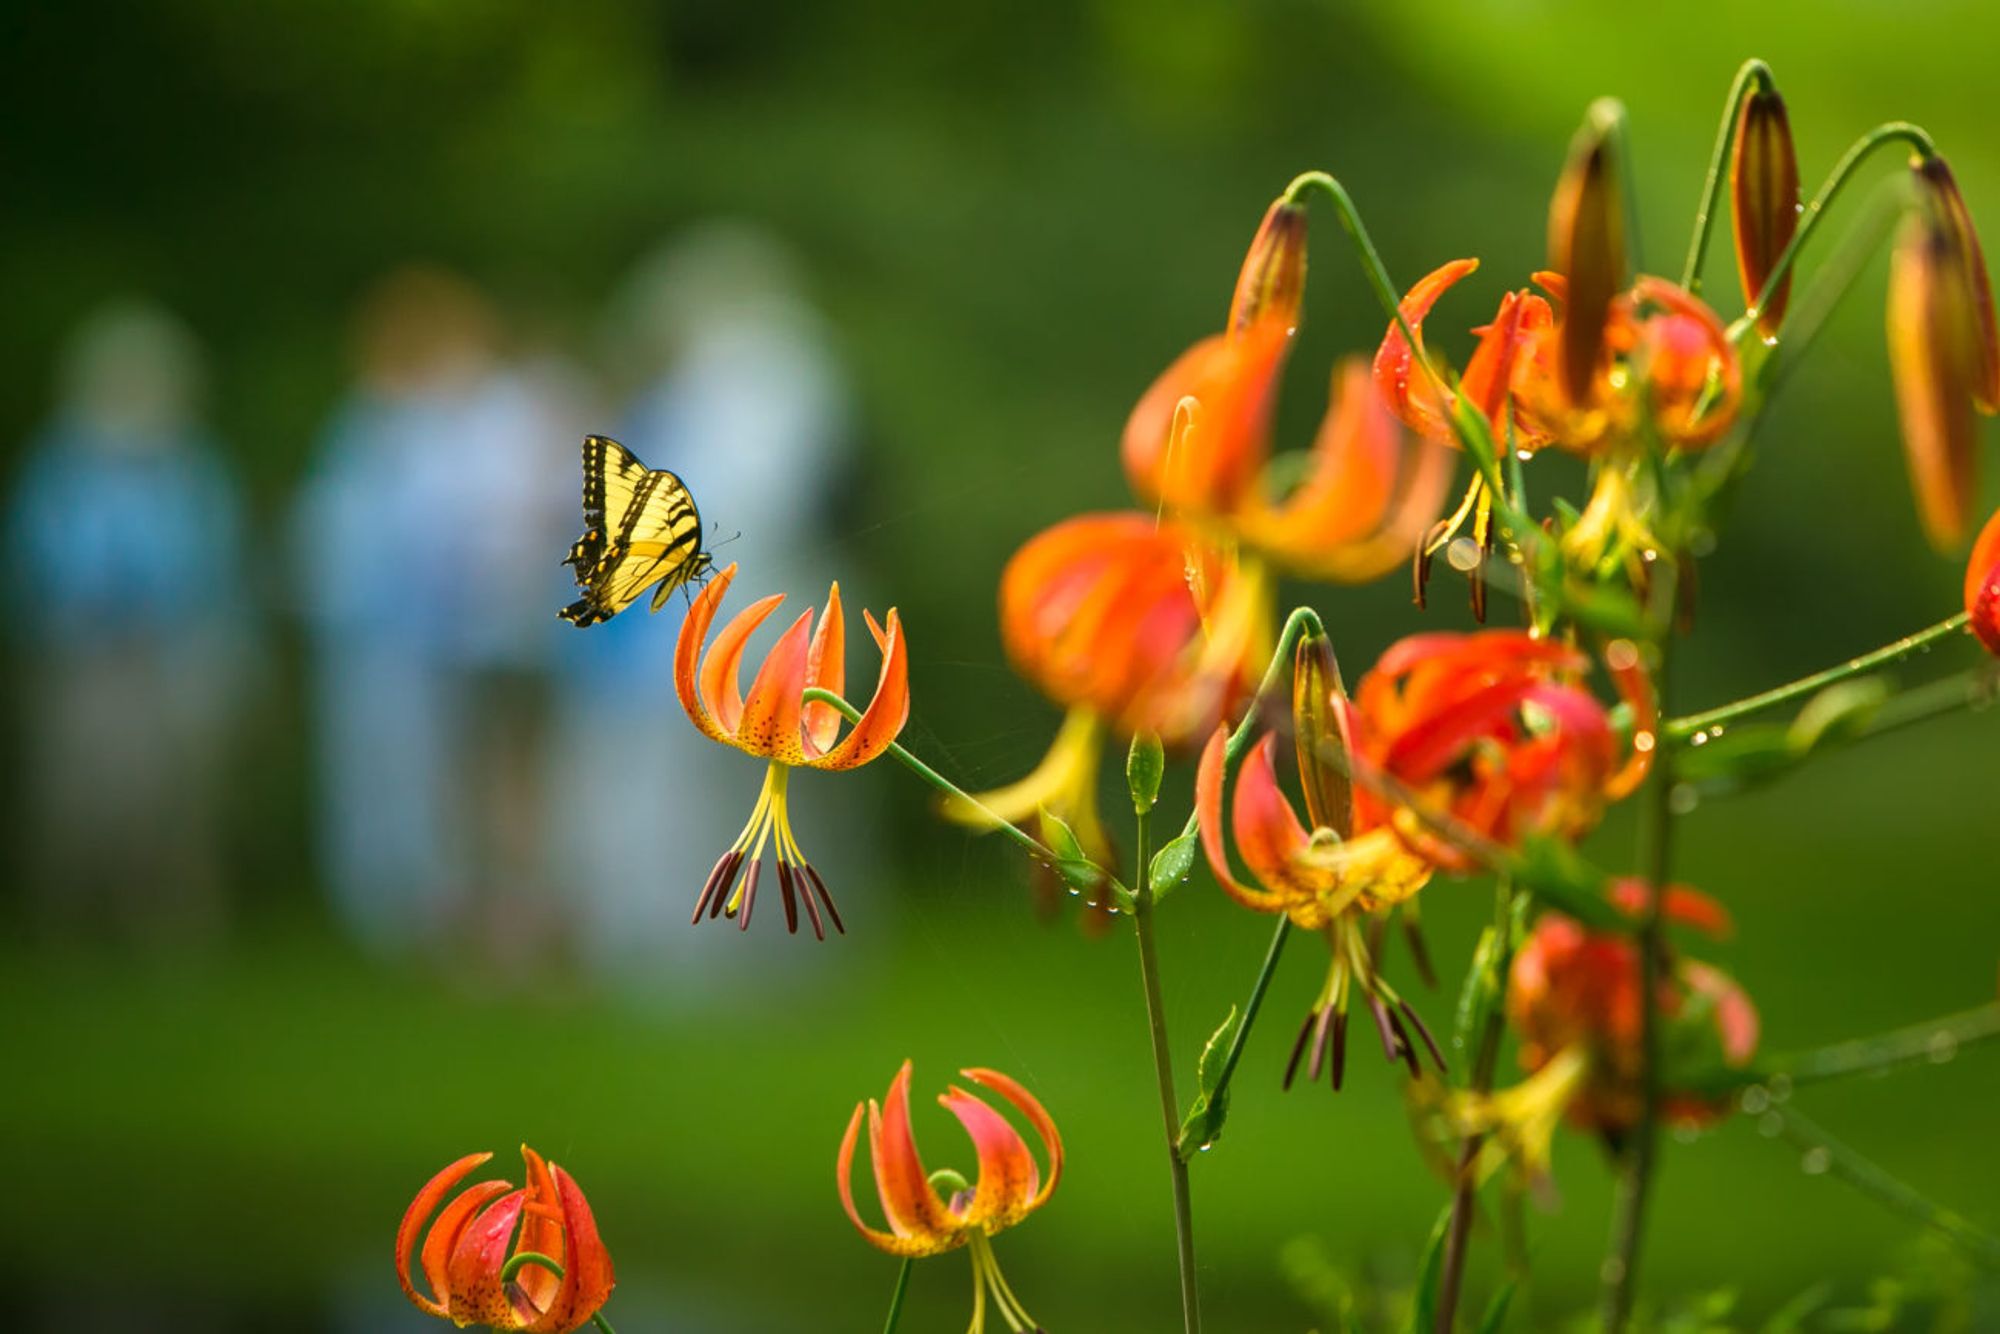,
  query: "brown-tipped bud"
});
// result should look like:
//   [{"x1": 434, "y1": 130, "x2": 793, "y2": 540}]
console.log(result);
[
  {"x1": 1914, "y1": 156, "x2": 2000, "y2": 411},
  {"x1": 1887, "y1": 207, "x2": 1981, "y2": 548},
  {"x1": 1229, "y1": 198, "x2": 1309, "y2": 334},
  {"x1": 1548, "y1": 99, "x2": 1628, "y2": 406},
  {"x1": 1730, "y1": 87, "x2": 1799, "y2": 333},
  {"x1": 1290, "y1": 630, "x2": 1353, "y2": 837}
]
